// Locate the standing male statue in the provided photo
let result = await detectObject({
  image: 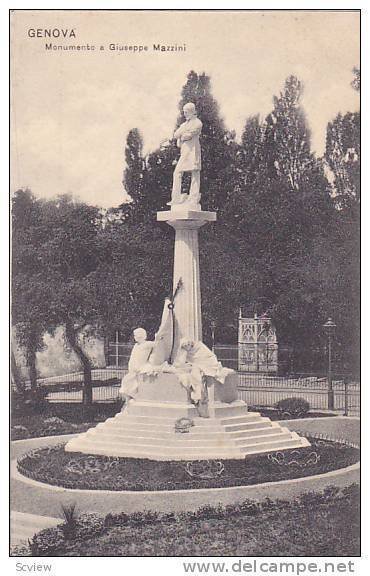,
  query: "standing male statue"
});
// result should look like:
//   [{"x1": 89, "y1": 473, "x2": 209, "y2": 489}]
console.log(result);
[{"x1": 167, "y1": 102, "x2": 202, "y2": 208}]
